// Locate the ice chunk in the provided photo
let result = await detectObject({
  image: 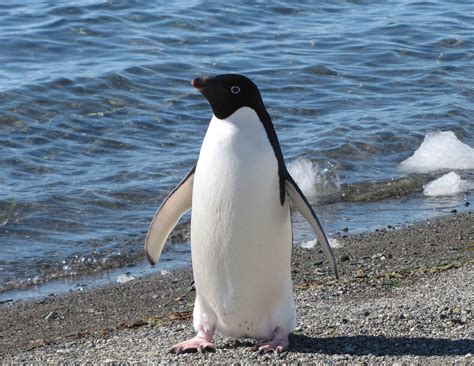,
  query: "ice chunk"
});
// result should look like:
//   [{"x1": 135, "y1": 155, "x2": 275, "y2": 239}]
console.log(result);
[
  {"x1": 328, "y1": 238, "x2": 343, "y2": 248},
  {"x1": 117, "y1": 273, "x2": 135, "y2": 283},
  {"x1": 300, "y1": 239, "x2": 317, "y2": 249},
  {"x1": 423, "y1": 172, "x2": 472, "y2": 196},
  {"x1": 300, "y1": 237, "x2": 342, "y2": 249},
  {"x1": 400, "y1": 131, "x2": 474, "y2": 173}
]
